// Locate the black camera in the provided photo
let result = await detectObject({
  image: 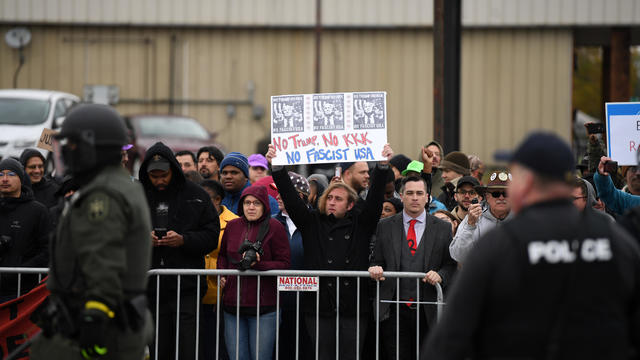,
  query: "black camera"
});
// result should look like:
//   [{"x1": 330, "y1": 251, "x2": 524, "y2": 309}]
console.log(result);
[
  {"x1": 0, "y1": 235, "x2": 13, "y2": 255},
  {"x1": 237, "y1": 240, "x2": 263, "y2": 271}
]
